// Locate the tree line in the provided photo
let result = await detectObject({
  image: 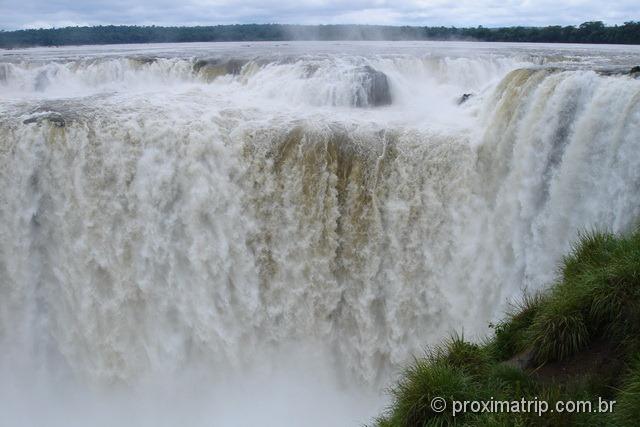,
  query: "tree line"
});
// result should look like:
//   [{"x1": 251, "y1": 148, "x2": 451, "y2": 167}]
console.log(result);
[{"x1": 1, "y1": 21, "x2": 639, "y2": 48}]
